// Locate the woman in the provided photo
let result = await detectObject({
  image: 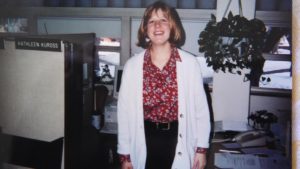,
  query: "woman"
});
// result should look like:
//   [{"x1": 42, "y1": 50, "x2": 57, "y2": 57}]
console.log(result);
[{"x1": 117, "y1": 1, "x2": 211, "y2": 169}]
